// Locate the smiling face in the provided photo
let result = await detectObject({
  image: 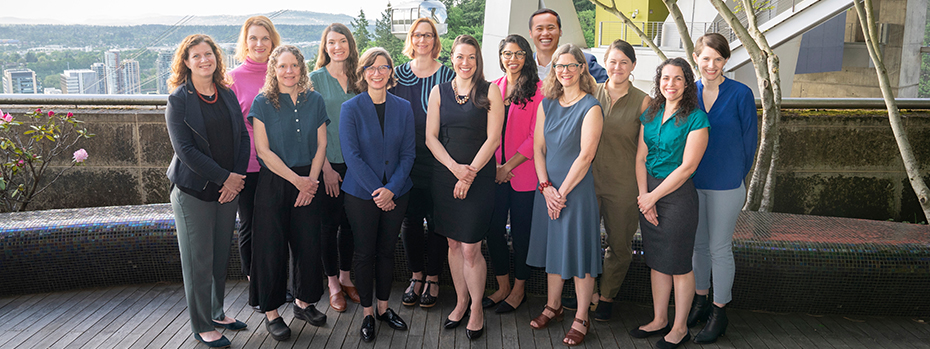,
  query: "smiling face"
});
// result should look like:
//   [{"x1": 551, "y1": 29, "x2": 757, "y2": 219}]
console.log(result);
[
  {"x1": 554, "y1": 53, "x2": 582, "y2": 88},
  {"x1": 659, "y1": 64, "x2": 686, "y2": 103},
  {"x1": 275, "y1": 51, "x2": 301, "y2": 91},
  {"x1": 693, "y1": 46, "x2": 727, "y2": 82},
  {"x1": 605, "y1": 47, "x2": 635, "y2": 83},
  {"x1": 365, "y1": 55, "x2": 391, "y2": 91},
  {"x1": 184, "y1": 42, "x2": 217, "y2": 80},
  {"x1": 247, "y1": 25, "x2": 273, "y2": 63},
  {"x1": 500, "y1": 42, "x2": 526, "y2": 76},
  {"x1": 411, "y1": 22, "x2": 436, "y2": 58},
  {"x1": 452, "y1": 43, "x2": 478, "y2": 80},
  {"x1": 325, "y1": 30, "x2": 349, "y2": 63},
  {"x1": 530, "y1": 13, "x2": 561, "y2": 54}
]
